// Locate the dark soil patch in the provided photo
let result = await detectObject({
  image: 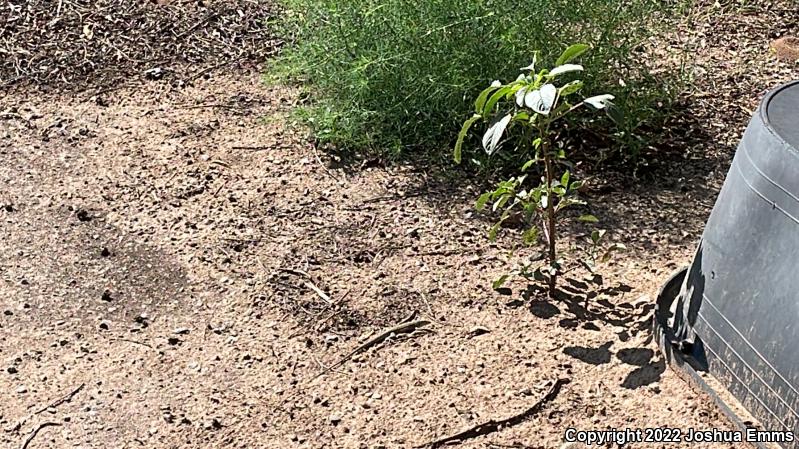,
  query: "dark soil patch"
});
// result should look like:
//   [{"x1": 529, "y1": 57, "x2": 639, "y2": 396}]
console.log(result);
[{"x1": 0, "y1": 0, "x2": 279, "y2": 91}]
